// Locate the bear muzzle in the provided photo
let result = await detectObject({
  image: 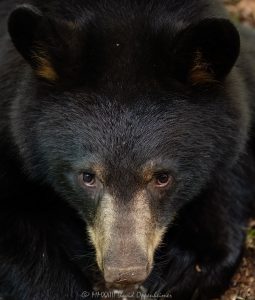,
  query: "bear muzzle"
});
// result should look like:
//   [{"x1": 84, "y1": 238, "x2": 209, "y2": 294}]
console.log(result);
[{"x1": 103, "y1": 263, "x2": 150, "y2": 289}]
